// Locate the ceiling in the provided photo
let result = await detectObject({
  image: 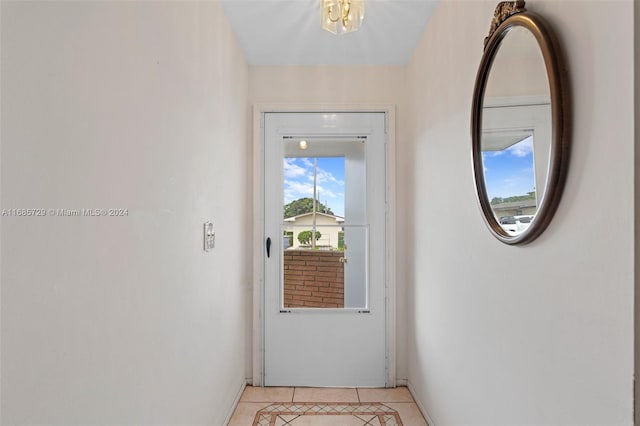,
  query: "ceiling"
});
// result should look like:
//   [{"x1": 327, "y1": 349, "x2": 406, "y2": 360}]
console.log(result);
[{"x1": 219, "y1": 0, "x2": 439, "y2": 65}]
